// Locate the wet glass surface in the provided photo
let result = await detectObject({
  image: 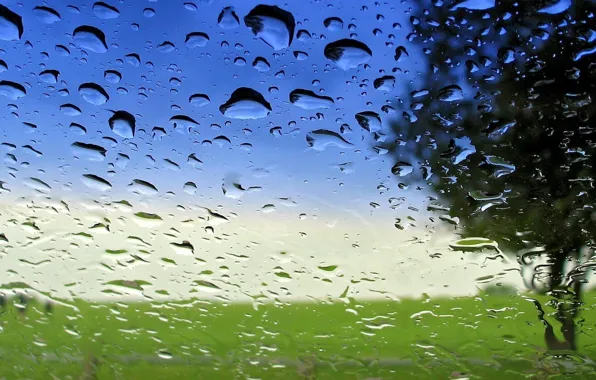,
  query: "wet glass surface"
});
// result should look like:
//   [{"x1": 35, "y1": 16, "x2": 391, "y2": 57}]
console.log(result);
[{"x1": 1, "y1": 0, "x2": 596, "y2": 378}]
